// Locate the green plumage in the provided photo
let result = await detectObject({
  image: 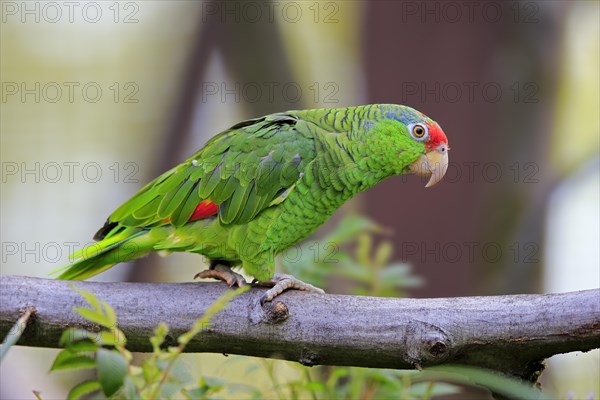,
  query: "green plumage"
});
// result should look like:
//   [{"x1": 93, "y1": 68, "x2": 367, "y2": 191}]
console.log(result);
[{"x1": 54, "y1": 104, "x2": 443, "y2": 281}]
